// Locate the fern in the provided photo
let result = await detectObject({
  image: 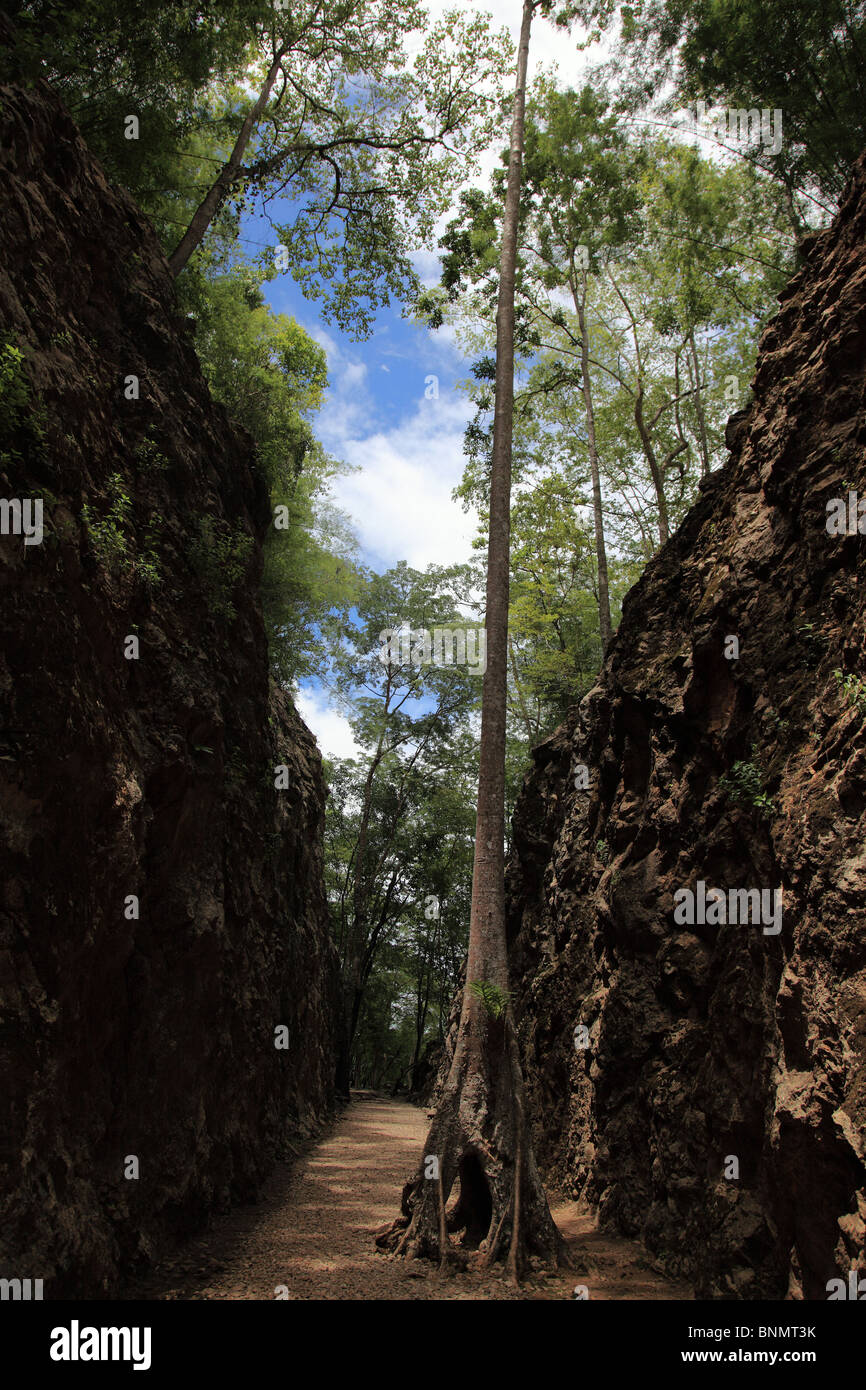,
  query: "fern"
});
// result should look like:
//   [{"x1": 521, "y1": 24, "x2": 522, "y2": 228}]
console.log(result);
[{"x1": 468, "y1": 979, "x2": 510, "y2": 1020}]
